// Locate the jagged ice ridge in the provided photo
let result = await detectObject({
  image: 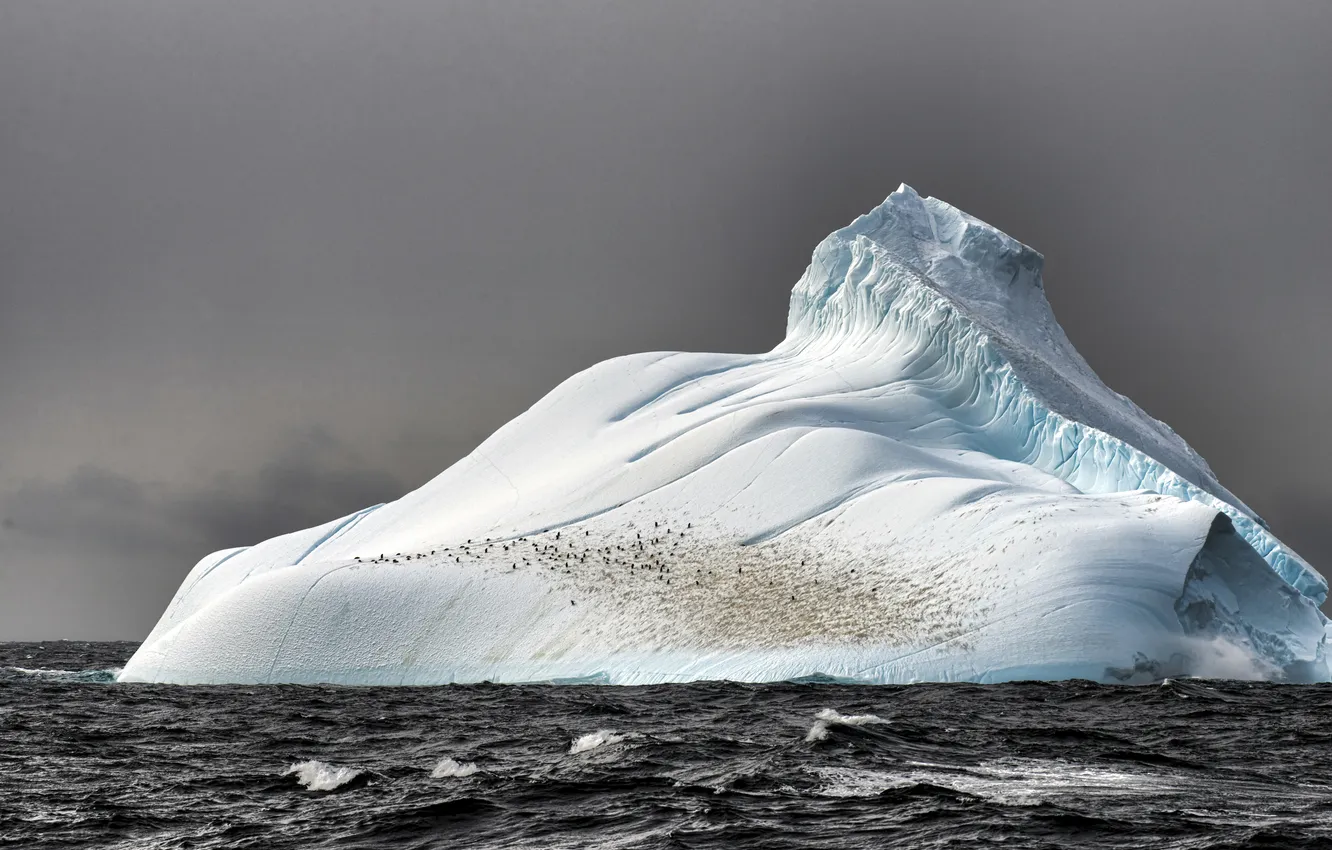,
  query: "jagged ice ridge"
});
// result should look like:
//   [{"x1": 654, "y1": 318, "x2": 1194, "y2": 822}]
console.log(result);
[{"x1": 120, "y1": 185, "x2": 1329, "y2": 685}]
